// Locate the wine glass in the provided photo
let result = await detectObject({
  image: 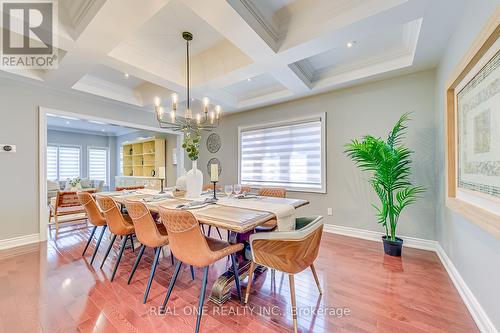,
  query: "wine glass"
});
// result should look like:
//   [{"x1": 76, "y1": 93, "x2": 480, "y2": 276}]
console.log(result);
[
  {"x1": 224, "y1": 185, "x2": 233, "y2": 198},
  {"x1": 233, "y1": 184, "x2": 242, "y2": 196}
]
